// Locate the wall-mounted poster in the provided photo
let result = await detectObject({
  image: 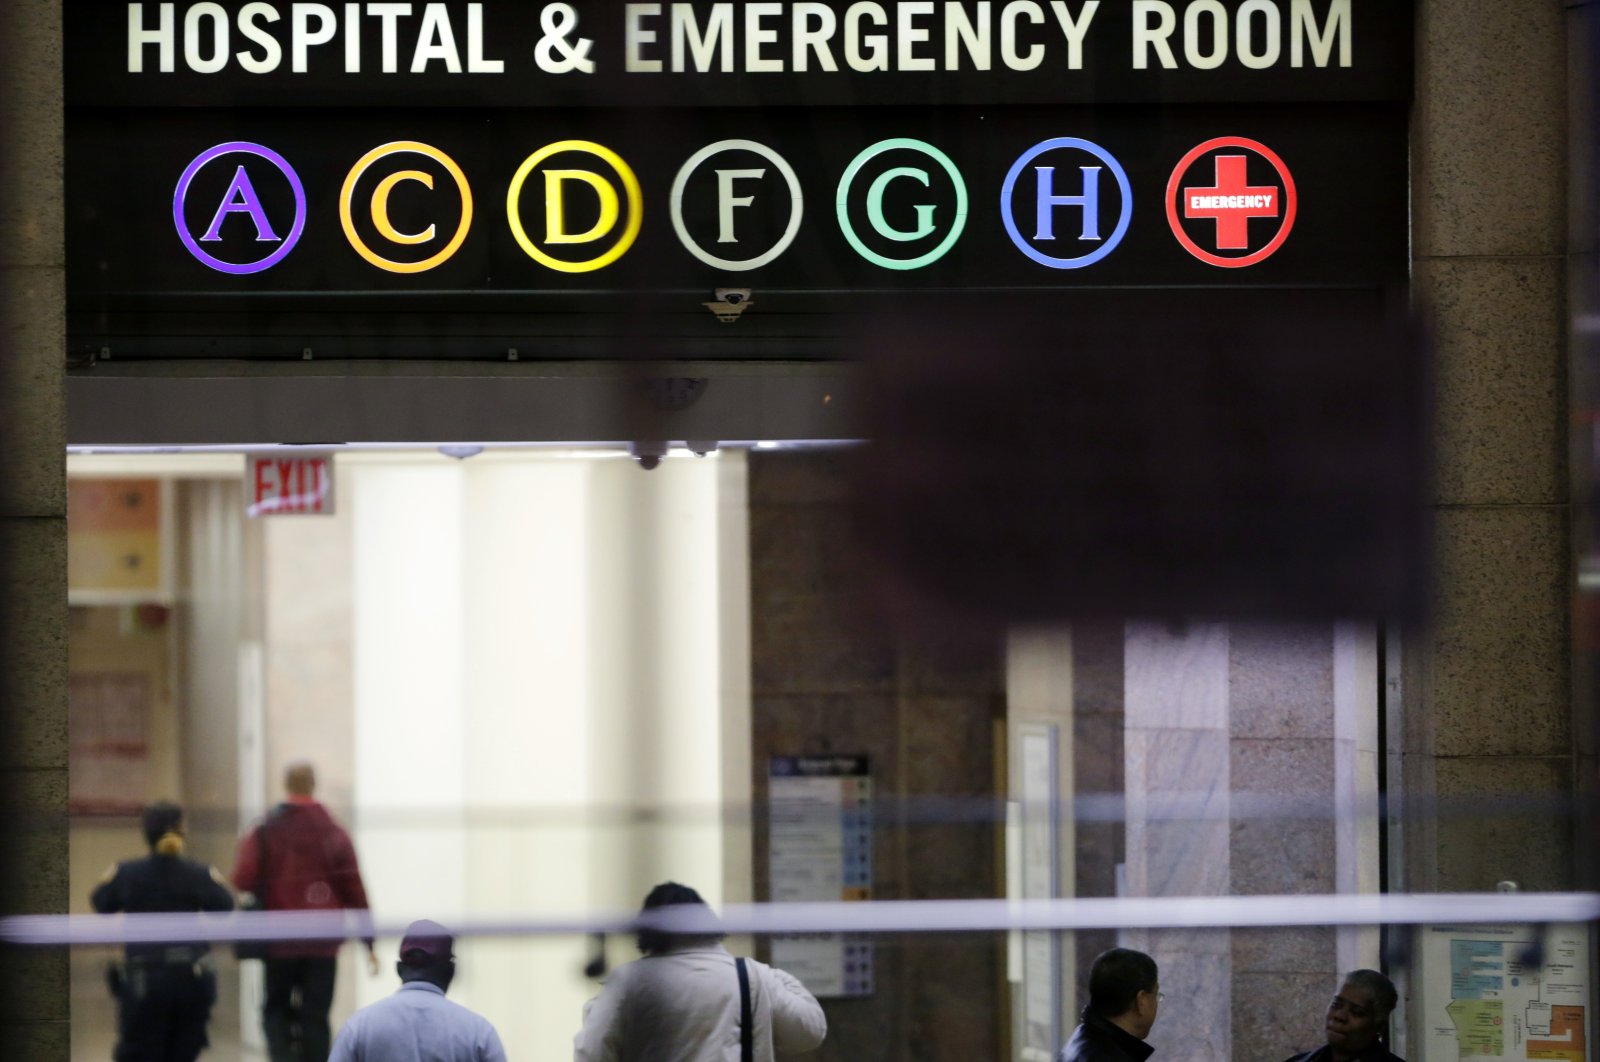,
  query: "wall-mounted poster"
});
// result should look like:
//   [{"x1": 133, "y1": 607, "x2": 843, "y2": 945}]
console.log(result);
[
  {"x1": 769, "y1": 754, "x2": 873, "y2": 998},
  {"x1": 69, "y1": 672, "x2": 152, "y2": 815},
  {"x1": 1418, "y1": 924, "x2": 1591, "y2": 1062},
  {"x1": 68, "y1": 479, "x2": 166, "y2": 597}
]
